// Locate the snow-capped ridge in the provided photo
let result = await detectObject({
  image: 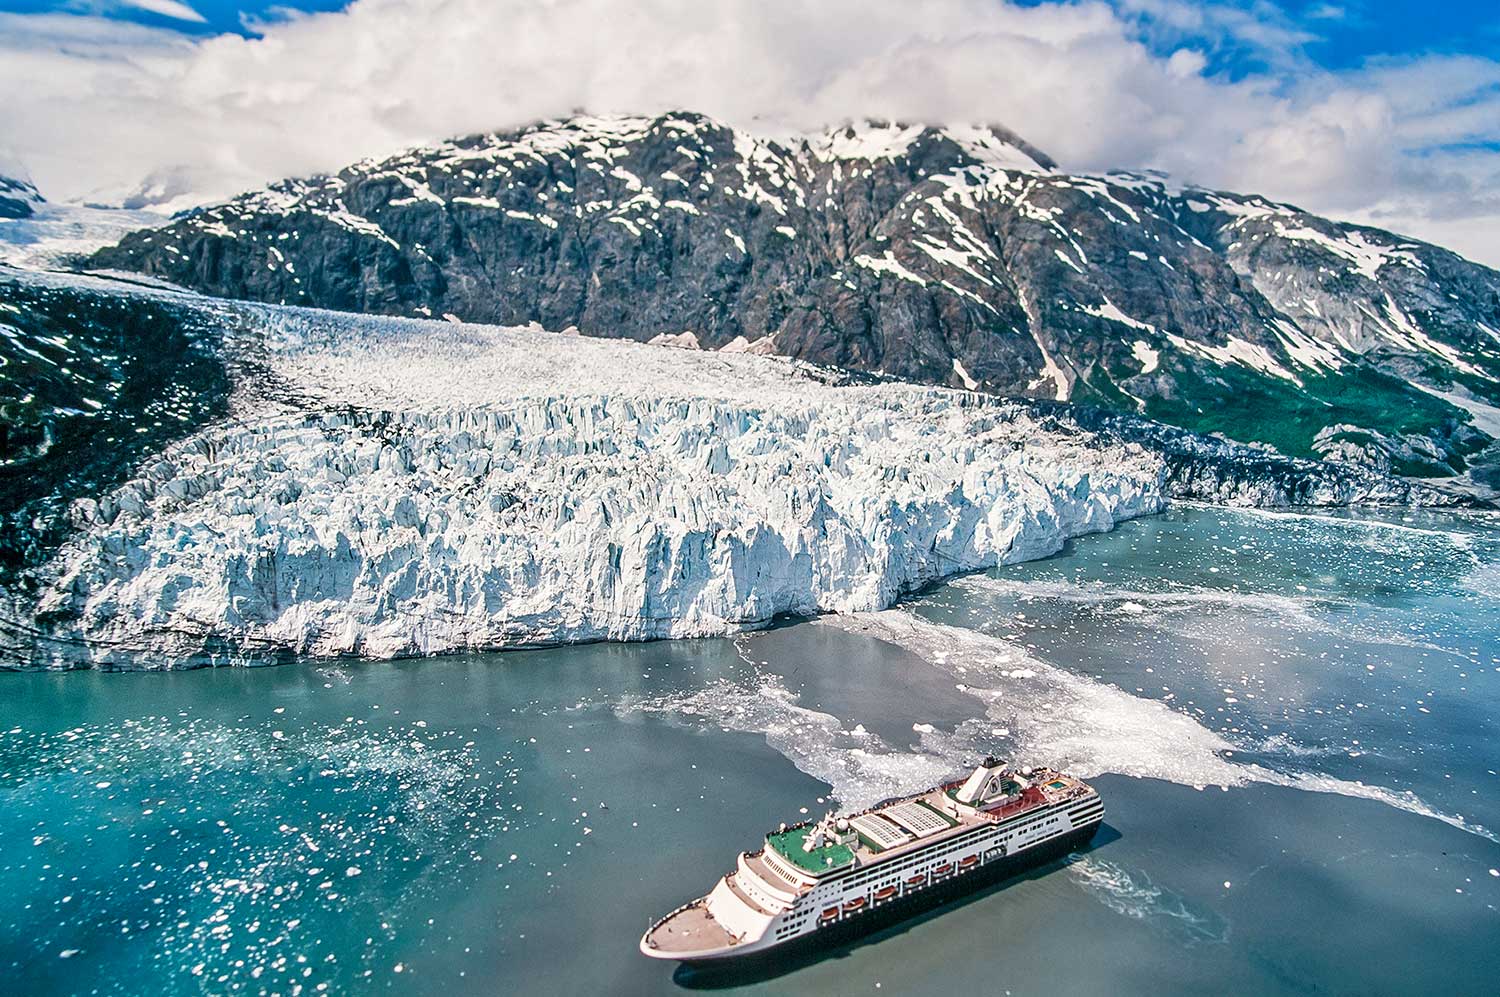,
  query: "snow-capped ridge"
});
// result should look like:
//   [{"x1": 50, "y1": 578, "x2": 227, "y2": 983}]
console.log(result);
[
  {"x1": 808, "y1": 119, "x2": 1053, "y2": 173},
  {"x1": 87, "y1": 108, "x2": 1500, "y2": 486}
]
